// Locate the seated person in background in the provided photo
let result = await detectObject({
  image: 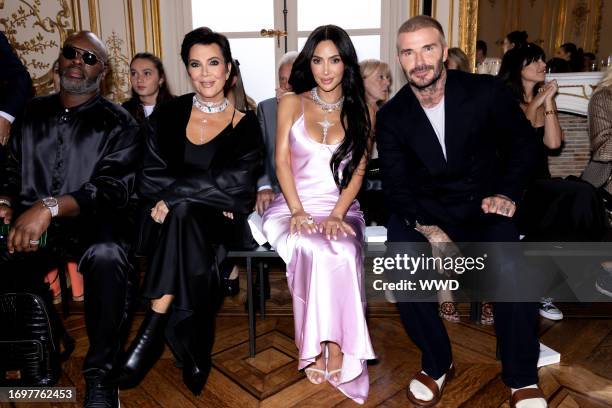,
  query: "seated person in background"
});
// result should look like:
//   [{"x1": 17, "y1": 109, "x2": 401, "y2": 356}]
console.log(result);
[
  {"x1": 446, "y1": 47, "x2": 470, "y2": 72},
  {"x1": 554, "y1": 42, "x2": 584, "y2": 72},
  {"x1": 122, "y1": 52, "x2": 175, "y2": 123},
  {"x1": 581, "y1": 67, "x2": 612, "y2": 297},
  {"x1": 256, "y1": 51, "x2": 299, "y2": 215},
  {"x1": 0, "y1": 31, "x2": 141, "y2": 408},
  {"x1": 359, "y1": 58, "x2": 392, "y2": 227},
  {"x1": 476, "y1": 40, "x2": 502, "y2": 75},
  {"x1": 0, "y1": 31, "x2": 32, "y2": 147},
  {"x1": 499, "y1": 43, "x2": 607, "y2": 321},
  {"x1": 502, "y1": 30, "x2": 528, "y2": 55},
  {"x1": 109, "y1": 27, "x2": 262, "y2": 395}
]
